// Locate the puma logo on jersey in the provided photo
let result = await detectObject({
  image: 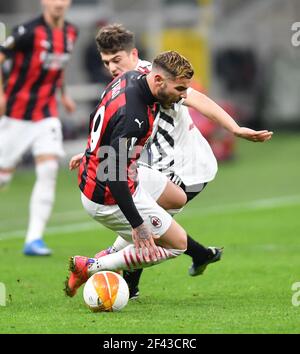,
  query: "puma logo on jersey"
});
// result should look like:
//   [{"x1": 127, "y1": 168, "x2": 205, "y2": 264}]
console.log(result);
[{"x1": 134, "y1": 119, "x2": 144, "y2": 128}]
